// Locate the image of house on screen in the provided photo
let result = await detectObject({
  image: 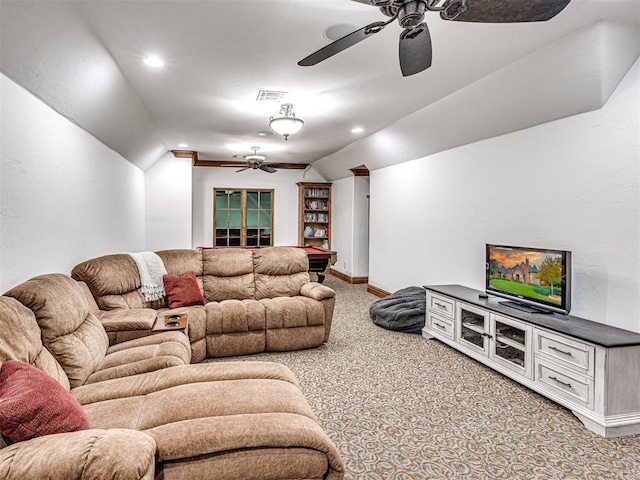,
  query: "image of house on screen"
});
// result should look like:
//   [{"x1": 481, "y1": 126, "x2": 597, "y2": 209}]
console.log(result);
[{"x1": 494, "y1": 258, "x2": 541, "y2": 285}]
